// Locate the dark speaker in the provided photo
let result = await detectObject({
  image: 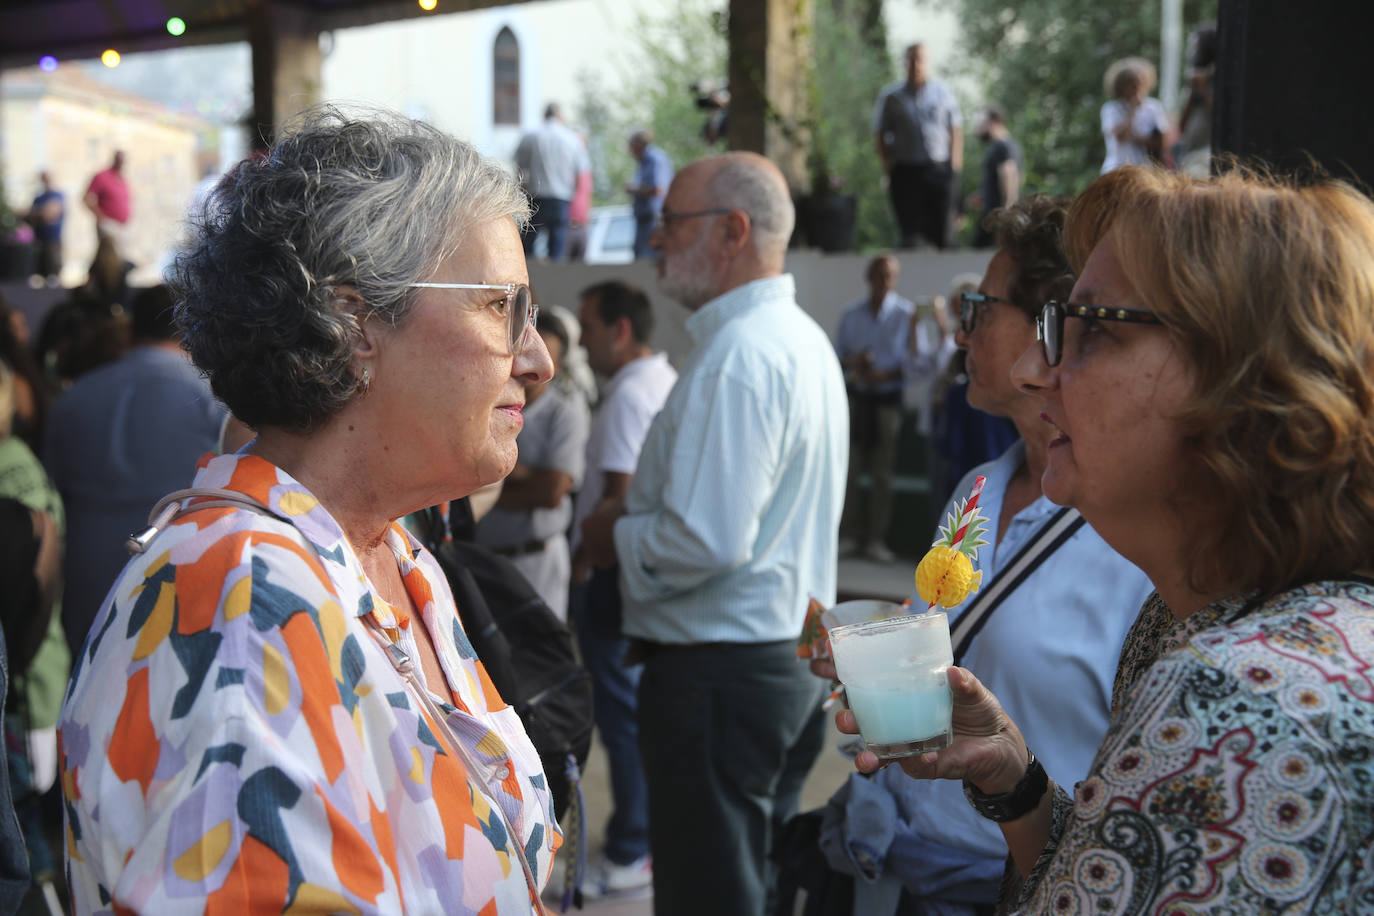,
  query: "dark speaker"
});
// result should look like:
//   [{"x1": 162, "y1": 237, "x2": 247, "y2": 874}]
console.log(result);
[{"x1": 1215, "y1": 0, "x2": 1374, "y2": 189}]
